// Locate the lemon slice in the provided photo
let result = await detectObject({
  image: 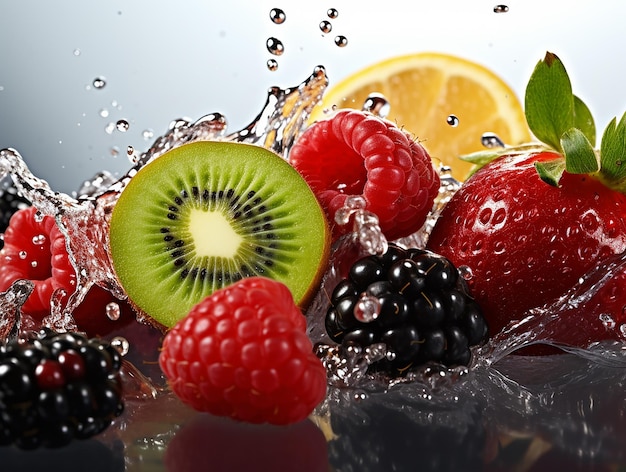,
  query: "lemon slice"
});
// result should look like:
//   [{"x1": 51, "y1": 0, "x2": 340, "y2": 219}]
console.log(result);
[{"x1": 310, "y1": 52, "x2": 531, "y2": 180}]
